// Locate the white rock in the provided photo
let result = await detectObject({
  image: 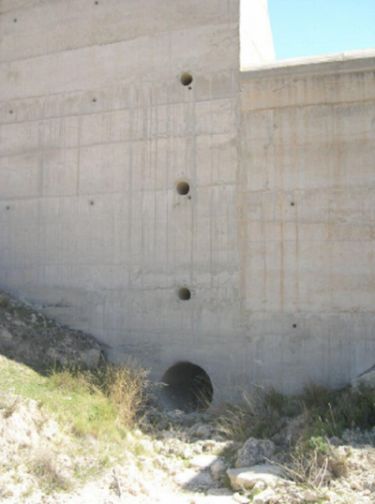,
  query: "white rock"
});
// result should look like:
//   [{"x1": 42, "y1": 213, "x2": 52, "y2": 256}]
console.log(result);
[
  {"x1": 154, "y1": 440, "x2": 164, "y2": 451},
  {"x1": 235, "y1": 438, "x2": 275, "y2": 468},
  {"x1": 41, "y1": 419, "x2": 59, "y2": 440},
  {"x1": 183, "y1": 447, "x2": 194, "y2": 459},
  {"x1": 227, "y1": 464, "x2": 285, "y2": 491},
  {"x1": 206, "y1": 488, "x2": 233, "y2": 496},
  {"x1": 194, "y1": 494, "x2": 238, "y2": 504},
  {"x1": 190, "y1": 454, "x2": 218, "y2": 469},
  {"x1": 138, "y1": 438, "x2": 154, "y2": 453},
  {"x1": 253, "y1": 488, "x2": 277, "y2": 504},
  {"x1": 253, "y1": 480, "x2": 267, "y2": 491},
  {"x1": 233, "y1": 493, "x2": 249, "y2": 504},
  {"x1": 210, "y1": 458, "x2": 227, "y2": 480}
]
